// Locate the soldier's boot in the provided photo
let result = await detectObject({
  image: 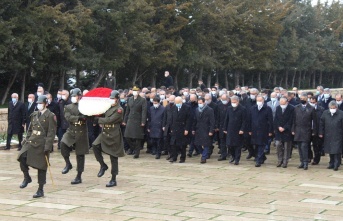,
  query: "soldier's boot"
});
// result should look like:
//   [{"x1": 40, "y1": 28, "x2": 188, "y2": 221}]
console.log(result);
[
  {"x1": 20, "y1": 171, "x2": 32, "y2": 189},
  {"x1": 133, "y1": 141, "x2": 141, "y2": 159},
  {"x1": 33, "y1": 184, "x2": 44, "y2": 198},
  {"x1": 106, "y1": 175, "x2": 117, "y2": 187},
  {"x1": 62, "y1": 157, "x2": 73, "y2": 174},
  {"x1": 71, "y1": 172, "x2": 82, "y2": 185},
  {"x1": 93, "y1": 145, "x2": 108, "y2": 177},
  {"x1": 97, "y1": 162, "x2": 108, "y2": 177},
  {"x1": 71, "y1": 155, "x2": 84, "y2": 184}
]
